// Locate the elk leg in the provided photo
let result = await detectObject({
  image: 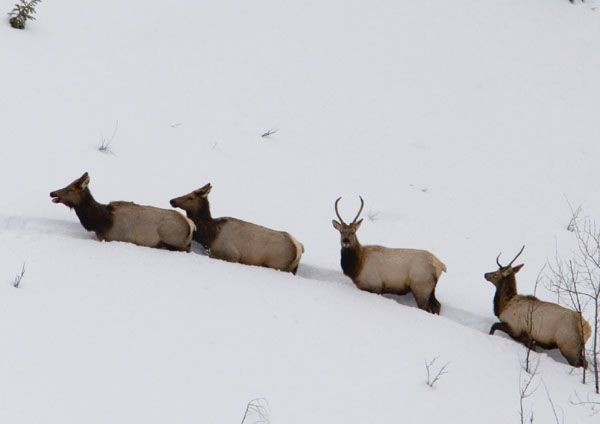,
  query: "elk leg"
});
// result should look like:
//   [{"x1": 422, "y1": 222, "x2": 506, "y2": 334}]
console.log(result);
[
  {"x1": 560, "y1": 345, "x2": 587, "y2": 368},
  {"x1": 489, "y1": 321, "x2": 512, "y2": 336},
  {"x1": 413, "y1": 291, "x2": 430, "y2": 312},
  {"x1": 427, "y1": 291, "x2": 441, "y2": 315}
]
